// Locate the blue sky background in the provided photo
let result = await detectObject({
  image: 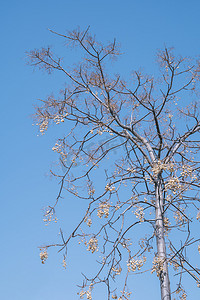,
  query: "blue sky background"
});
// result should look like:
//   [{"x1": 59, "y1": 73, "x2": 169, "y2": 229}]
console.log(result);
[{"x1": 1, "y1": 0, "x2": 200, "y2": 299}]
